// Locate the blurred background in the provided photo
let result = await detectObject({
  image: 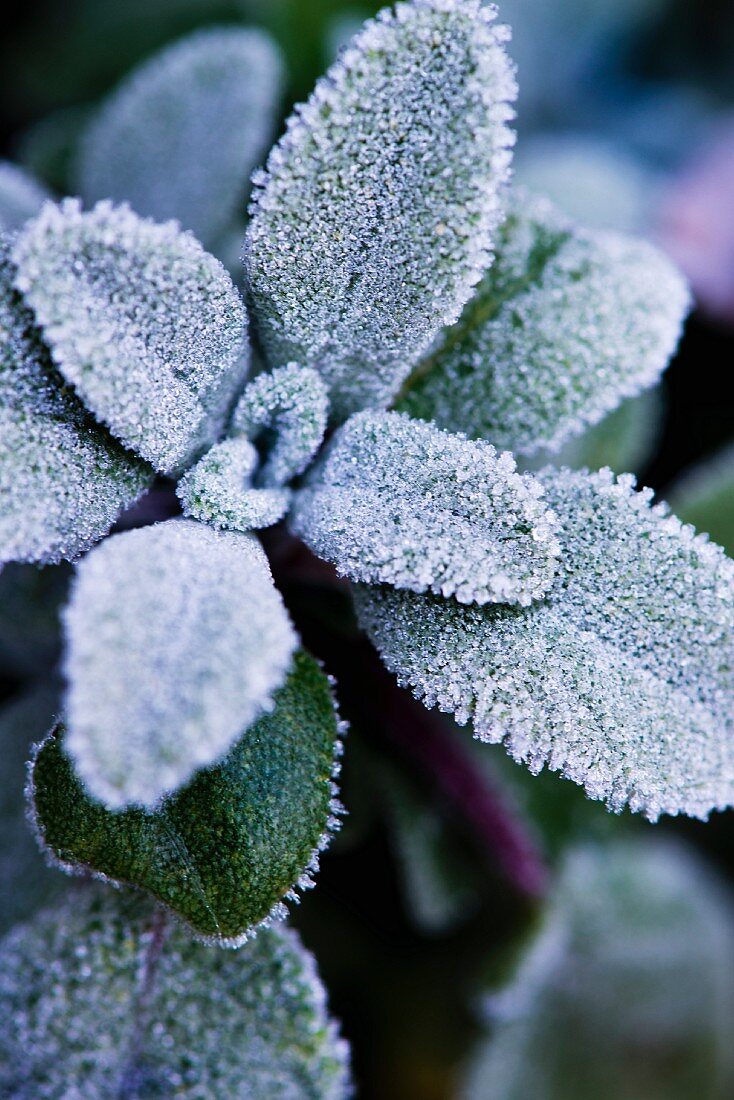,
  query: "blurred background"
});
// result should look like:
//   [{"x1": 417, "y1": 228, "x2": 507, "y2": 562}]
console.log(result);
[{"x1": 3, "y1": 1, "x2": 734, "y2": 1097}]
